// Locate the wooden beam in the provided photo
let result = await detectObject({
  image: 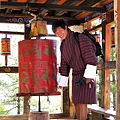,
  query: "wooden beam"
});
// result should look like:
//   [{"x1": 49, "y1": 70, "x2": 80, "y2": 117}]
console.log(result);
[
  {"x1": 88, "y1": 20, "x2": 114, "y2": 33},
  {"x1": 55, "y1": 0, "x2": 82, "y2": 16},
  {"x1": 0, "y1": 61, "x2": 116, "y2": 73},
  {"x1": 105, "y1": 61, "x2": 116, "y2": 69},
  {"x1": 79, "y1": 1, "x2": 114, "y2": 22},
  {"x1": 16, "y1": 92, "x2": 61, "y2": 97},
  {"x1": 55, "y1": 0, "x2": 76, "y2": 16},
  {"x1": 0, "y1": 67, "x2": 18, "y2": 73},
  {"x1": 0, "y1": 31, "x2": 24, "y2": 35},
  {"x1": 97, "y1": 61, "x2": 116, "y2": 70},
  {"x1": 81, "y1": 0, "x2": 100, "y2": 6},
  {"x1": 88, "y1": 105, "x2": 116, "y2": 117},
  {"x1": 6, "y1": 8, "x2": 13, "y2": 14},
  {"x1": 1, "y1": 2, "x2": 106, "y2": 13},
  {"x1": 0, "y1": 115, "x2": 28, "y2": 120}
]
